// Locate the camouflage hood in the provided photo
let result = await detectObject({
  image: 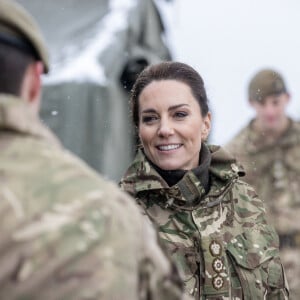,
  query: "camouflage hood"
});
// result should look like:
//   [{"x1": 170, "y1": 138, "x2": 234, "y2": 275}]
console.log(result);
[
  {"x1": 0, "y1": 94, "x2": 60, "y2": 146},
  {"x1": 120, "y1": 144, "x2": 244, "y2": 210}
]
